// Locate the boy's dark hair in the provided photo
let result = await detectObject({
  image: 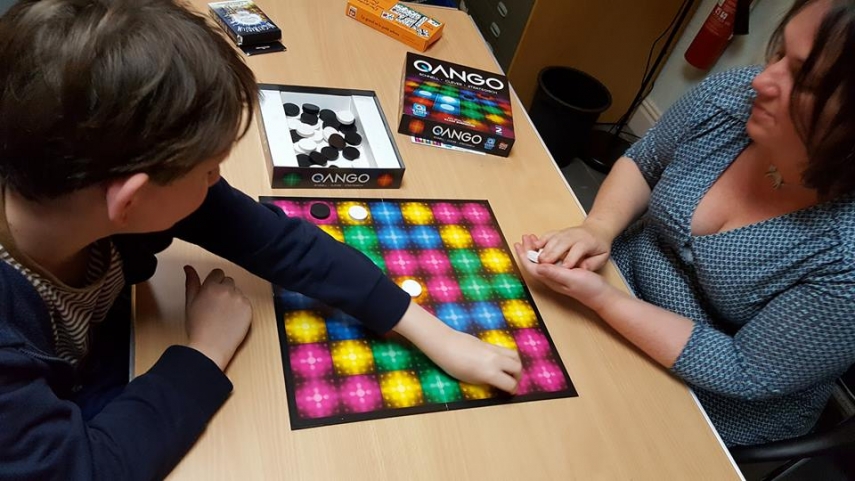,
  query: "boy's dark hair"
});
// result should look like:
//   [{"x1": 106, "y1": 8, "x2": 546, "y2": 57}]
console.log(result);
[
  {"x1": 767, "y1": 0, "x2": 855, "y2": 199},
  {"x1": 0, "y1": 0, "x2": 258, "y2": 201}
]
